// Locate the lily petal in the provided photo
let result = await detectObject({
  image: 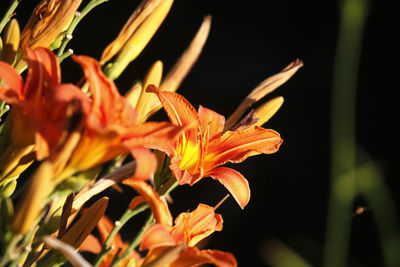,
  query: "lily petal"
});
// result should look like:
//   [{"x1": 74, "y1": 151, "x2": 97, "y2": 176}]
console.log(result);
[
  {"x1": 24, "y1": 42, "x2": 61, "y2": 98},
  {"x1": 122, "y1": 180, "x2": 173, "y2": 226},
  {"x1": 130, "y1": 196, "x2": 145, "y2": 210},
  {"x1": 198, "y1": 105, "x2": 225, "y2": 140},
  {"x1": 129, "y1": 147, "x2": 157, "y2": 180},
  {"x1": 140, "y1": 224, "x2": 176, "y2": 251},
  {"x1": 123, "y1": 121, "x2": 184, "y2": 156},
  {"x1": 146, "y1": 84, "x2": 198, "y2": 128},
  {"x1": 142, "y1": 243, "x2": 187, "y2": 267},
  {"x1": 208, "y1": 167, "x2": 250, "y2": 209},
  {"x1": 172, "y1": 246, "x2": 237, "y2": 267},
  {"x1": 0, "y1": 61, "x2": 23, "y2": 101},
  {"x1": 79, "y1": 234, "x2": 102, "y2": 254},
  {"x1": 97, "y1": 215, "x2": 124, "y2": 246},
  {"x1": 72, "y1": 54, "x2": 137, "y2": 132},
  {"x1": 147, "y1": 85, "x2": 199, "y2": 157},
  {"x1": 206, "y1": 126, "x2": 282, "y2": 169},
  {"x1": 171, "y1": 203, "x2": 223, "y2": 247}
]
